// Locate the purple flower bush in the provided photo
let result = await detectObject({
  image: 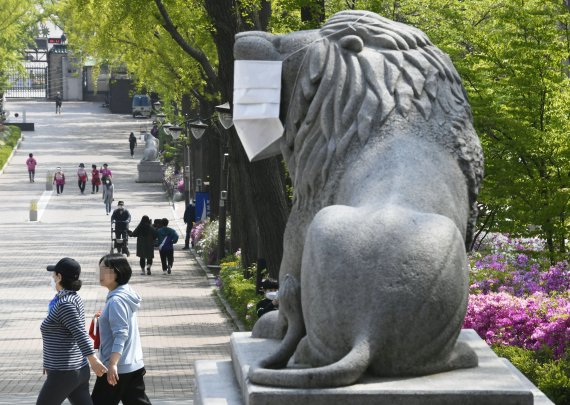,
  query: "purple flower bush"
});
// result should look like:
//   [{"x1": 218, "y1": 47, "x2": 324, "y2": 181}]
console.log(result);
[{"x1": 465, "y1": 233, "x2": 570, "y2": 360}]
